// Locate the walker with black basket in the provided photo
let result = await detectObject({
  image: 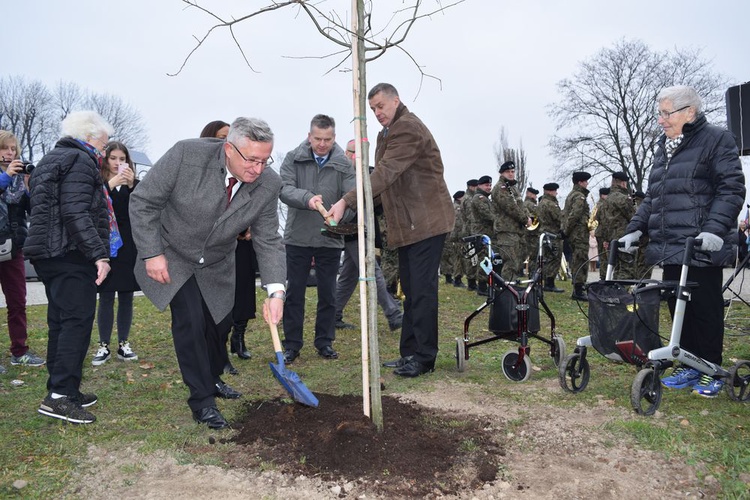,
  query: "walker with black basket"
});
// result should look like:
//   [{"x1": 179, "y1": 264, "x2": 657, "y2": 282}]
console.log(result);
[
  {"x1": 456, "y1": 233, "x2": 566, "y2": 381},
  {"x1": 559, "y1": 237, "x2": 750, "y2": 415}
]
